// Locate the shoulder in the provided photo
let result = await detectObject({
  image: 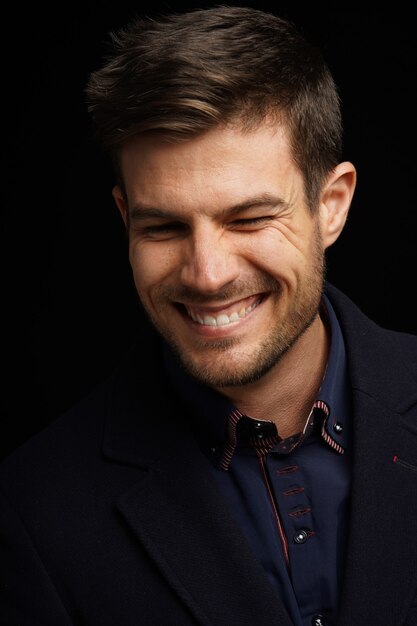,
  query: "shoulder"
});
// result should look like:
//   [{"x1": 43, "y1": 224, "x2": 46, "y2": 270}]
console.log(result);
[
  {"x1": 324, "y1": 282, "x2": 417, "y2": 407},
  {"x1": 0, "y1": 379, "x2": 110, "y2": 497},
  {"x1": 325, "y1": 282, "x2": 417, "y2": 348},
  {"x1": 0, "y1": 333, "x2": 170, "y2": 507}
]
